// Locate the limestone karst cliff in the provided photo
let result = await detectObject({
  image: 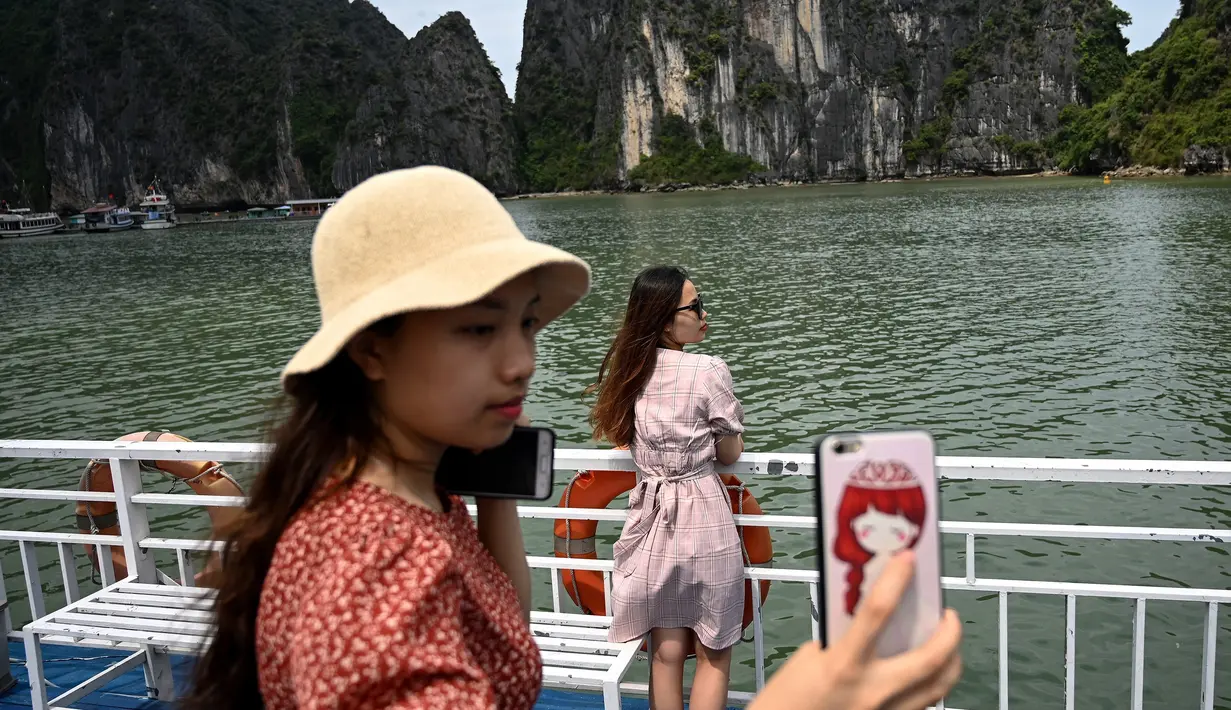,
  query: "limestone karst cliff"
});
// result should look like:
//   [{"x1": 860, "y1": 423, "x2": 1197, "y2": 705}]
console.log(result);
[
  {"x1": 0, "y1": 1, "x2": 518, "y2": 209},
  {"x1": 4, "y1": 0, "x2": 1222, "y2": 206},
  {"x1": 514, "y1": 0, "x2": 1133, "y2": 189}
]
